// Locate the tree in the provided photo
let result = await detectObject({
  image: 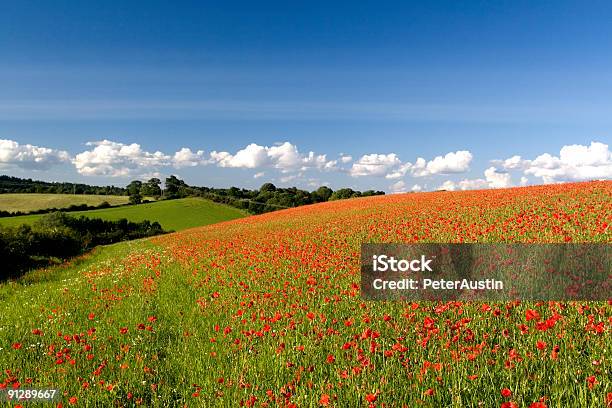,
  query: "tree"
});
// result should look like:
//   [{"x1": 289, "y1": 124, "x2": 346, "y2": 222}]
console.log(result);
[
  {"x1": 228, "y1": 187, "x2": 241, "y2": 197},
  {"x1": 141, "y1": 178, "x2": 162, "y2": 198},
  {"x1": 260, "y1": 183, "x2": 277, "y2": 193},
  {"x1": 312, "y1": 186, "x2": 333, "y2": 202},
  {"x1": 126, "y1": 180, "x2": 142, "y2": 196},
  {"x1": 164, "y1": 175, "x2": 182, "y2": 199},
  {"x1": 361, "y1": 190, "x2": 385, "y2": 197},
  {"x1": 129, "y1": 193, "x2": 142, "y2": 205},
  {"x1": 126, "y1": 180, "x2": 143, "y2": 205},
  {"x1": 329, "y1": 188, "x2": 358, "y2": 201}
]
